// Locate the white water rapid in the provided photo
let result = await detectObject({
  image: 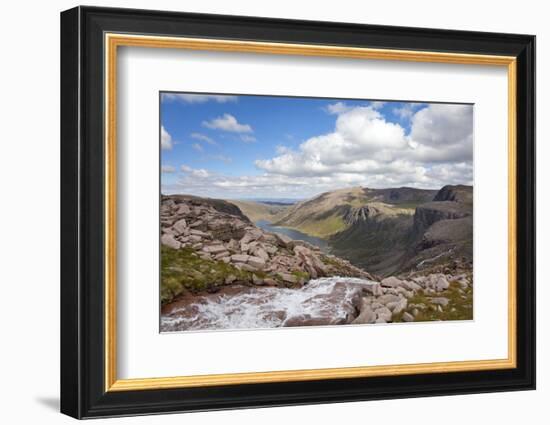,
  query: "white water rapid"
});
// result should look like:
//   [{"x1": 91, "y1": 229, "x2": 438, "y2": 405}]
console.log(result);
[{"x1": 161, "y1": 277, "x2": 379, "y2": 332}]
